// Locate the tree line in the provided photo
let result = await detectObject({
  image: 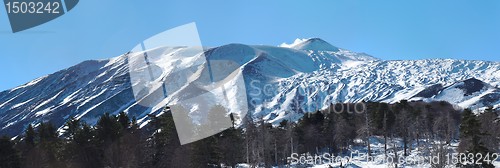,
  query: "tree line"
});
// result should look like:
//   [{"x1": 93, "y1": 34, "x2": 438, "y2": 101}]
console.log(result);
[{"x1": 0, "y1": 100, "x2": 499, "y2": 167}]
